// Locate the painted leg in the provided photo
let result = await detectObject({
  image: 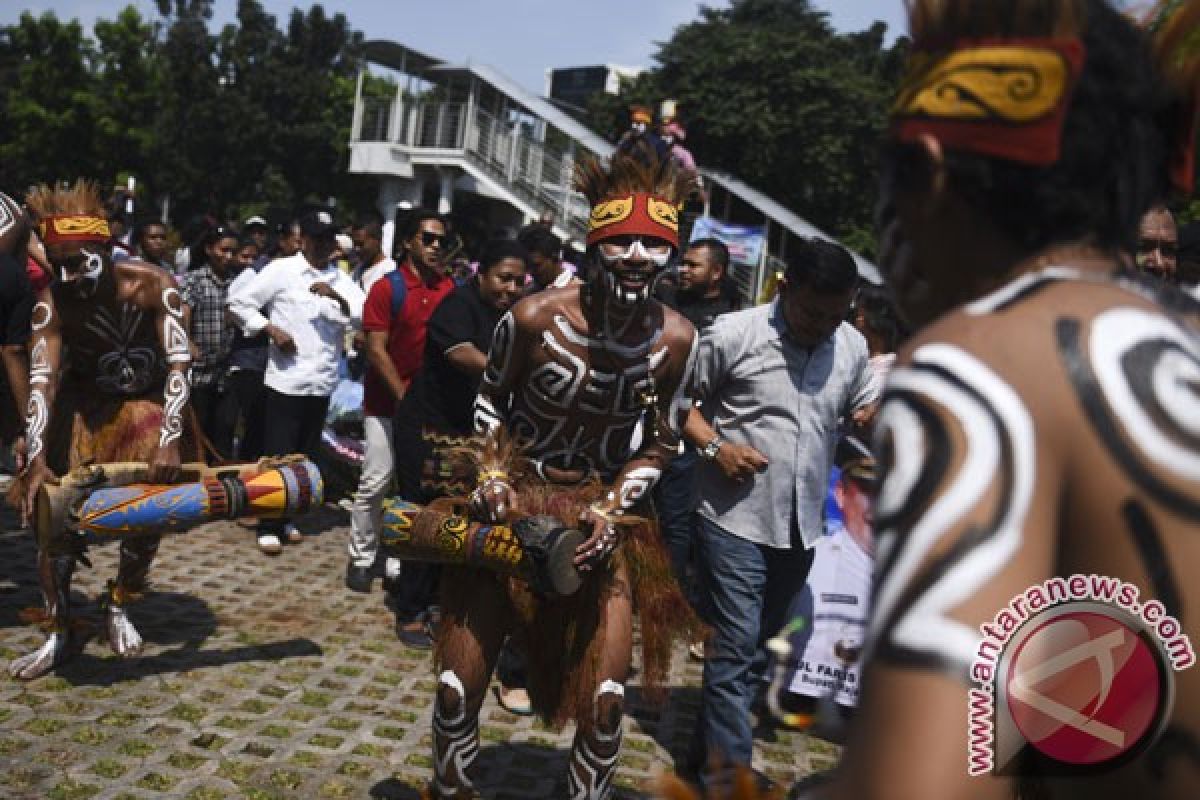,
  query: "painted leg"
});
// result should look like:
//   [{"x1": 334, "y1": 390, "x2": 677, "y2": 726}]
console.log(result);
[
  {"x1": 106, "y1": 535, "x2": 160, "y2": 657},
  {"x1": 431, "y1": 572, "x2": 508, "y2": 798},
  {"x1": 10, "y1": 548, "x2": 78, "y2": 679},
  {"x1": 566, "y1": 562, "x2": 633, "y2": 800}
]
